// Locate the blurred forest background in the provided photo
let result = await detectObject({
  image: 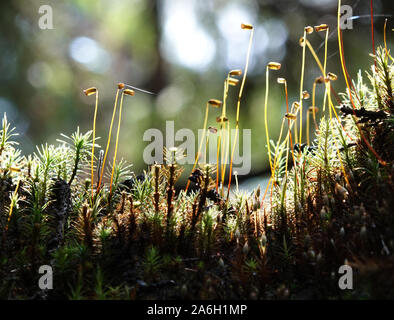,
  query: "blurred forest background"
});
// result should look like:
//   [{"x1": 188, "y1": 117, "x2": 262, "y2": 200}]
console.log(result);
[{"x1": 0, "y1": 0, "x2": 393, "y2": 187}]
